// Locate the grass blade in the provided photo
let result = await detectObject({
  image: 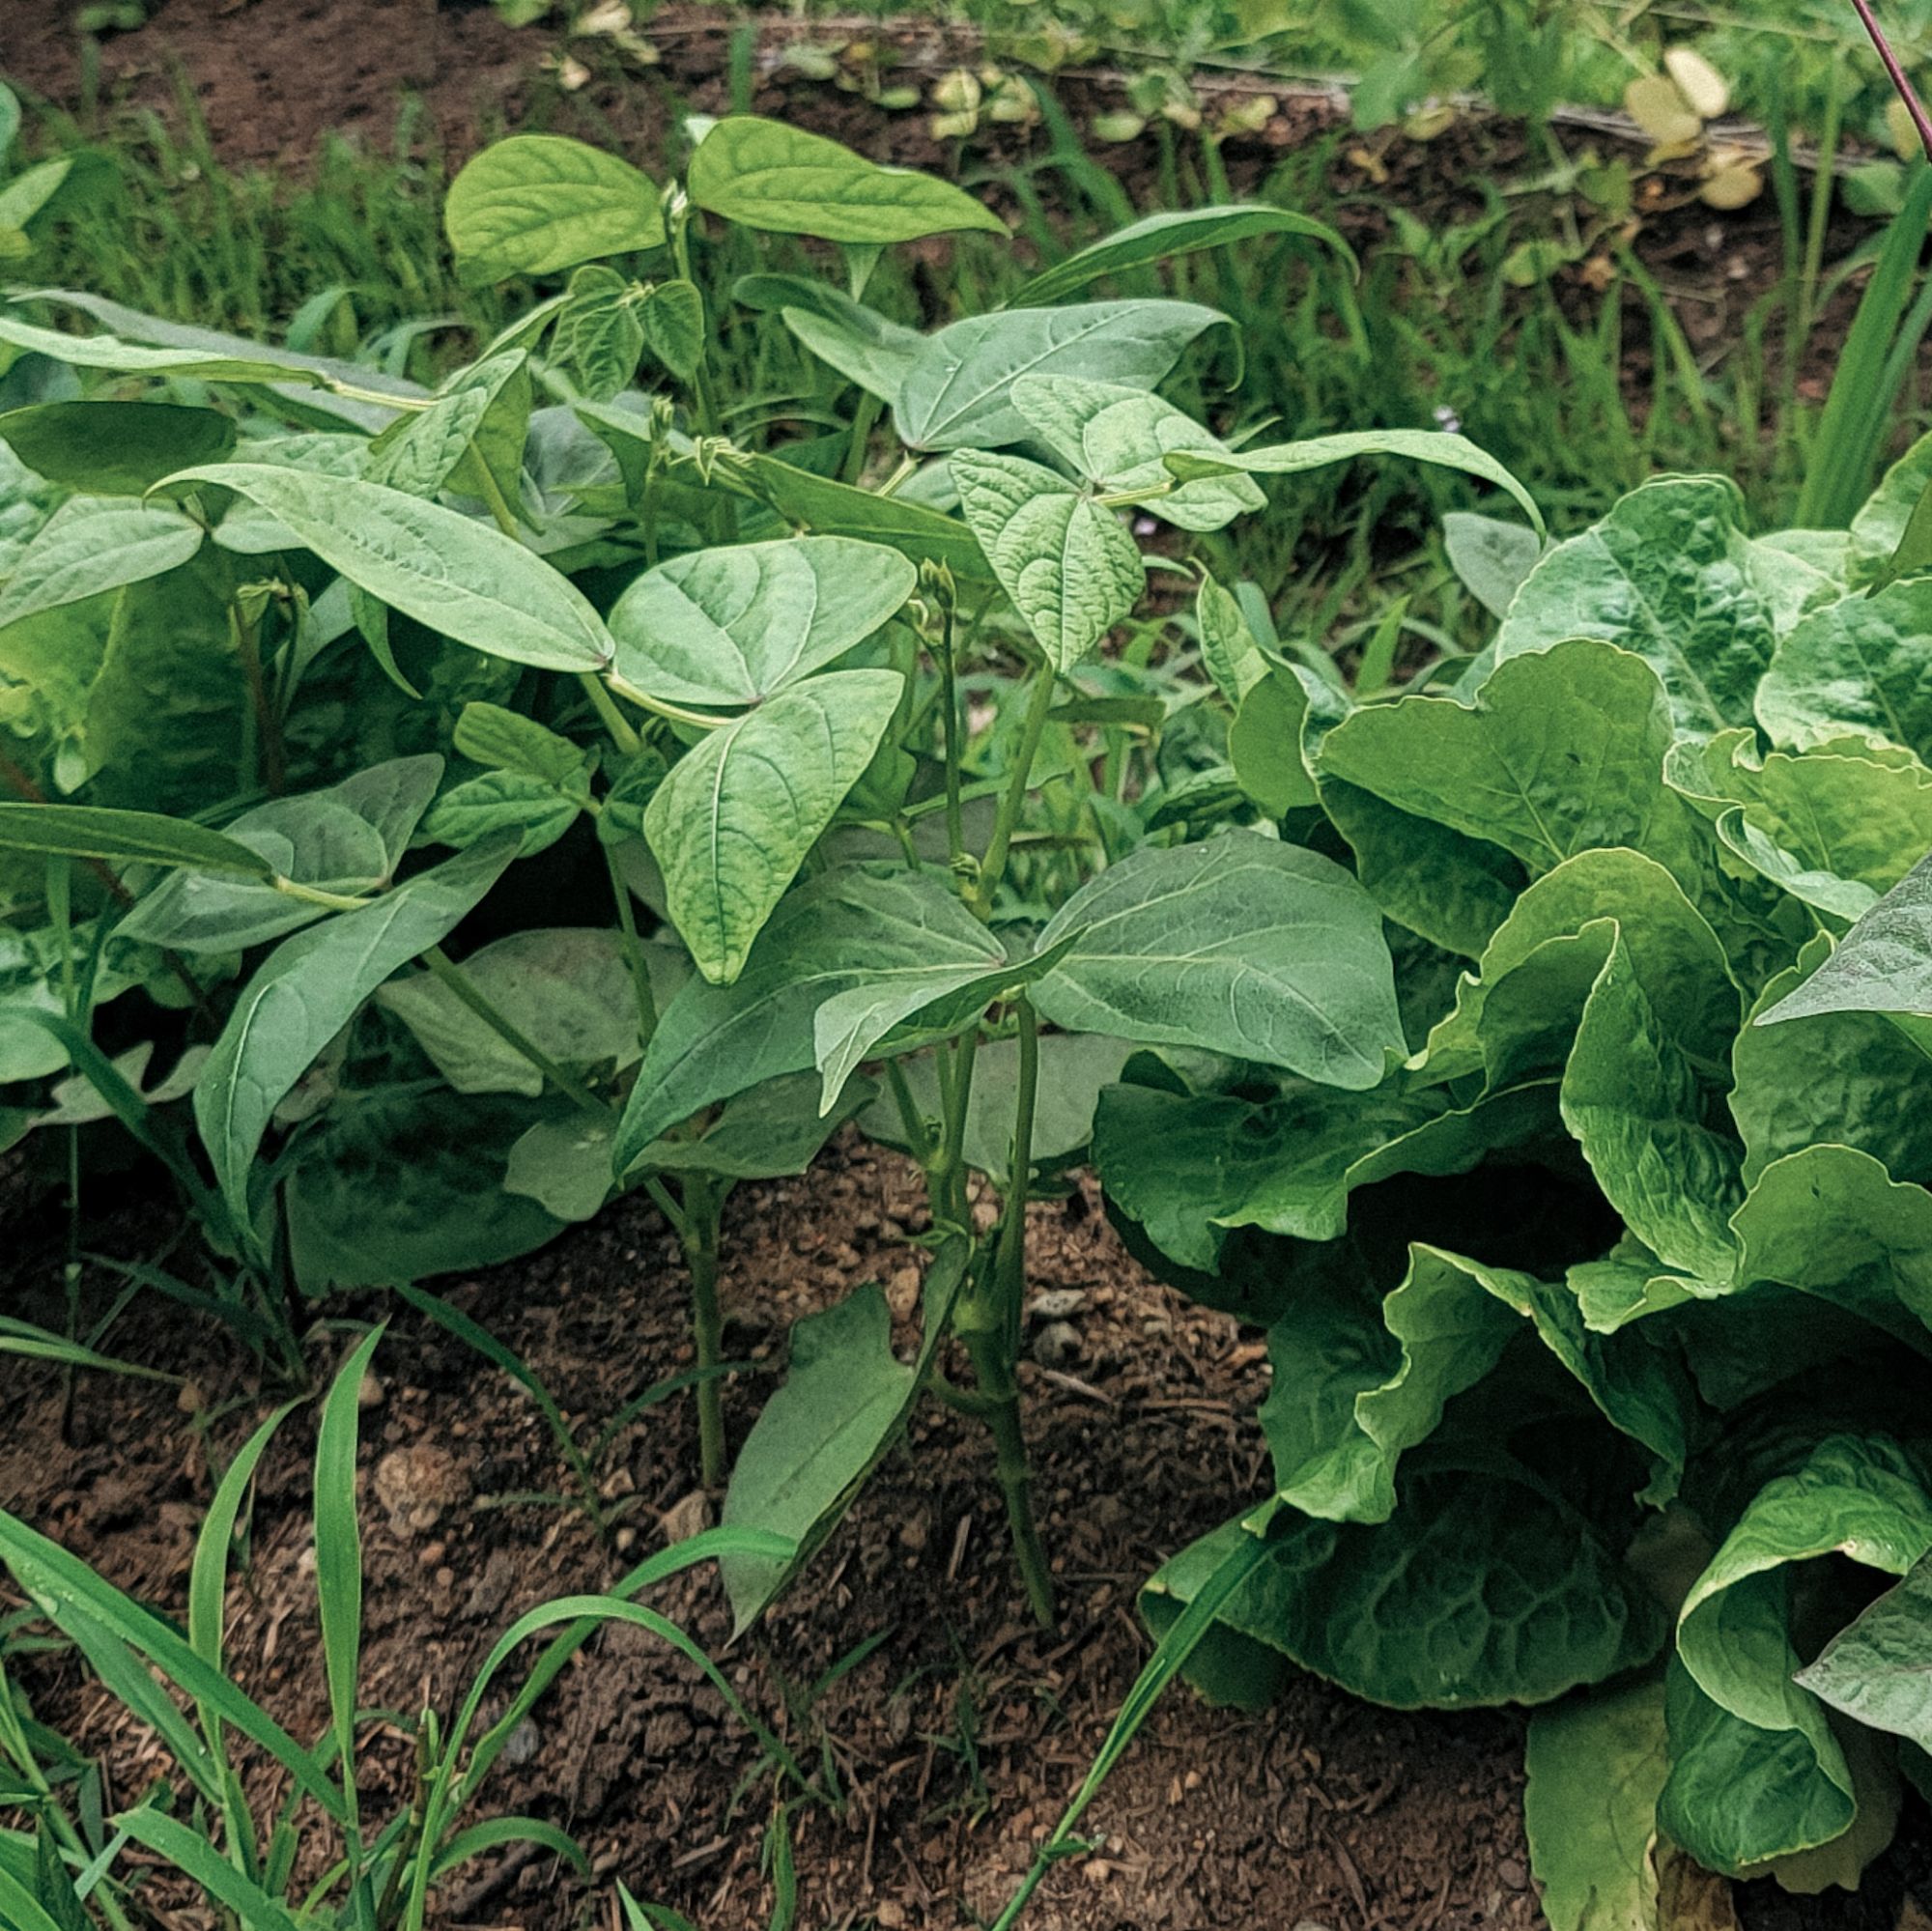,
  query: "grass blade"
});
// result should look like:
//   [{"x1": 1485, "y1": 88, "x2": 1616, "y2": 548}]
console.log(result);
[
  {"x1": 314, "y1": 1326, "x2": 385, "y2": 1927},
  {"x1": 115, "y1": 1809, "x2": 303, "y2": 1931},
  {"x1": 0, "y1": 1508, "x2": 345, "y2": 1821}
]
